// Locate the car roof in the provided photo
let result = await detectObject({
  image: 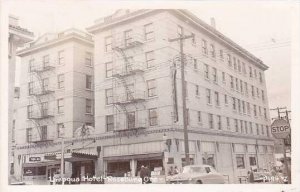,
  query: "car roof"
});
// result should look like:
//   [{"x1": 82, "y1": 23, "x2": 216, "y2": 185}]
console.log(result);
[{"x1": 184, "y1": 165, "x2": 212, "y2": 168}]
